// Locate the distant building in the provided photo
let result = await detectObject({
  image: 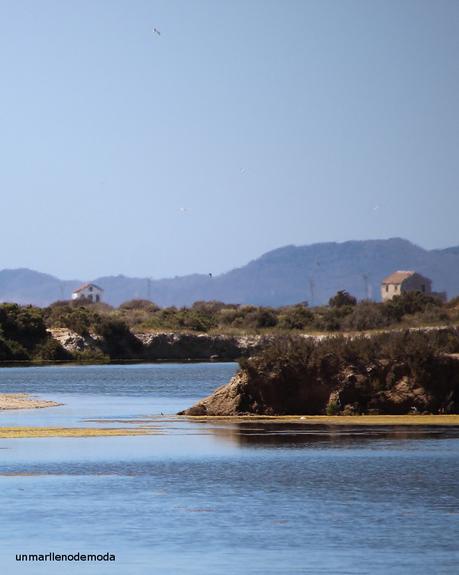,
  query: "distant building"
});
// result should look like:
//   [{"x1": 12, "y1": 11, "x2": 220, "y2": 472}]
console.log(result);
[
  {"x1": 72, "y1": 283, "x2": 103, "y2": 303},
  {"x1": 380, "y1": 271, "x2": 440, "y2": 302}
]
